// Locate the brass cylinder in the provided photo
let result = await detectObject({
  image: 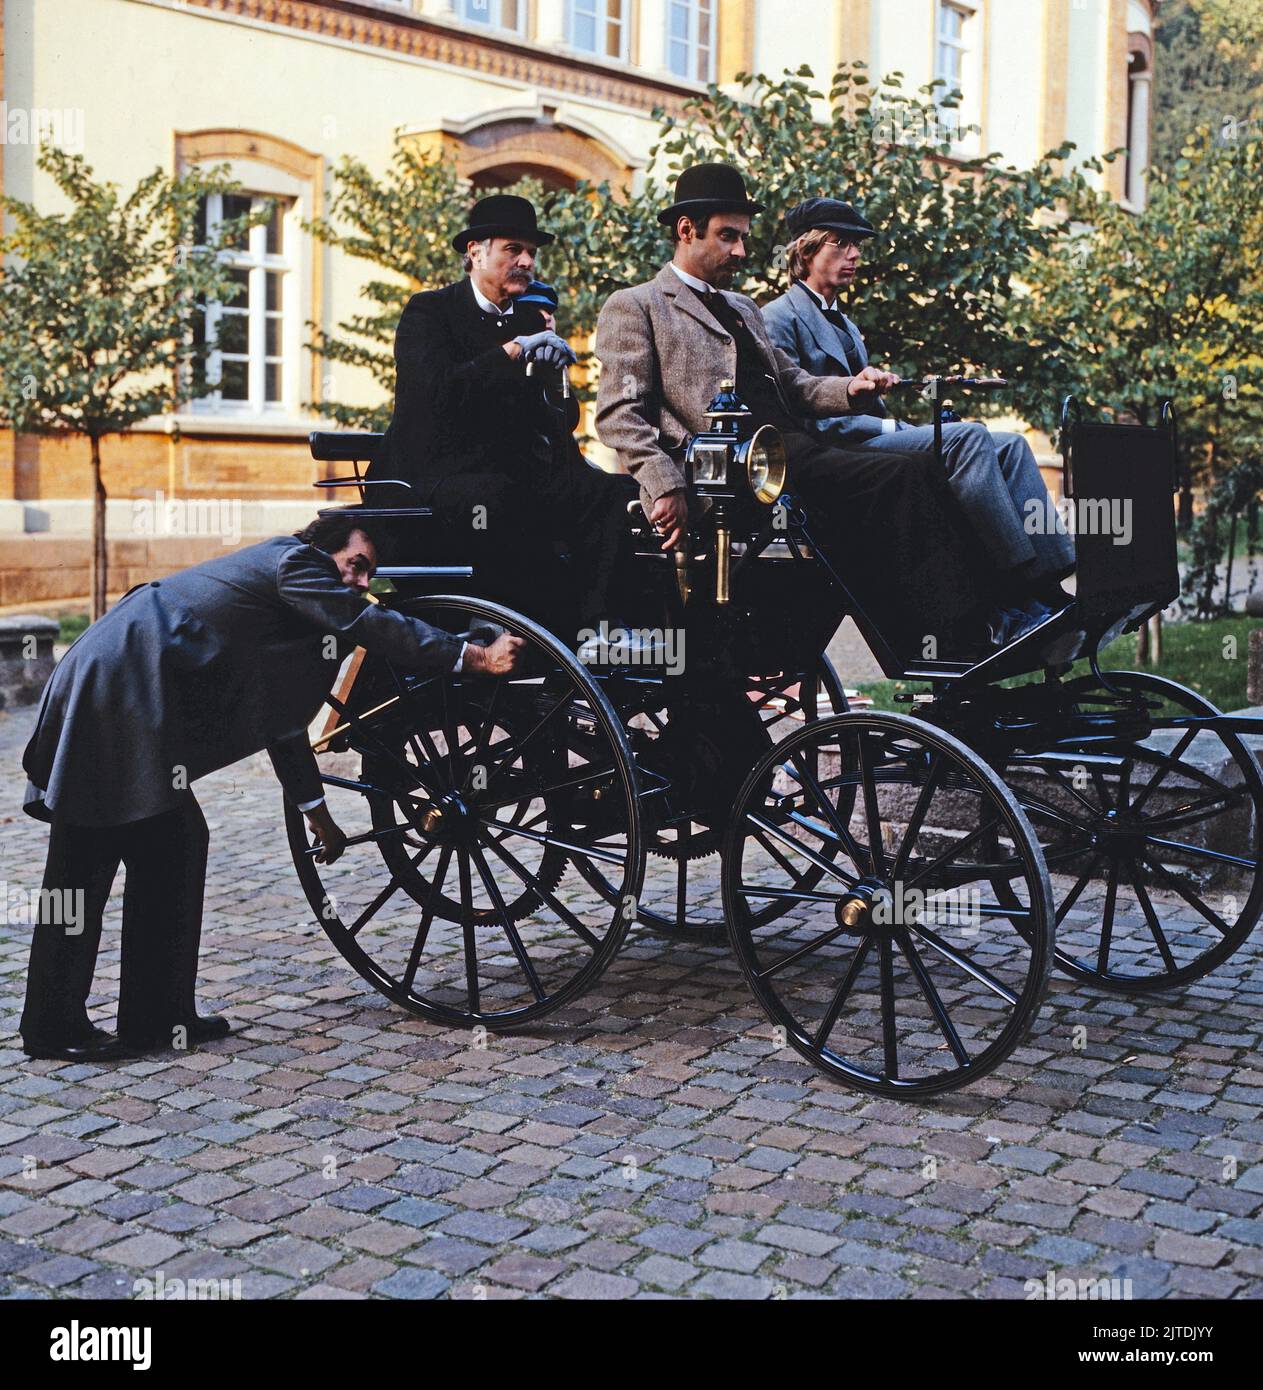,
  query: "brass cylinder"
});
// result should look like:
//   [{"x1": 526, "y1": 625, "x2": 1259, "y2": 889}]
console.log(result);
[{"x1": 716, "y1": 525, "x2": 731, "y2": 605}]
